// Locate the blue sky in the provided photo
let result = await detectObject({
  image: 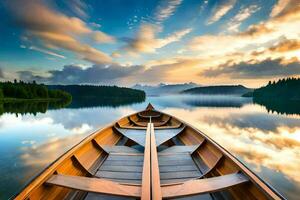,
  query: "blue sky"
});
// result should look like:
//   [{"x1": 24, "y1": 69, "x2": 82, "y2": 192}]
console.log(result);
[{"x1": 0, "y1": 0, "x2": 299, "y2": 86}]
